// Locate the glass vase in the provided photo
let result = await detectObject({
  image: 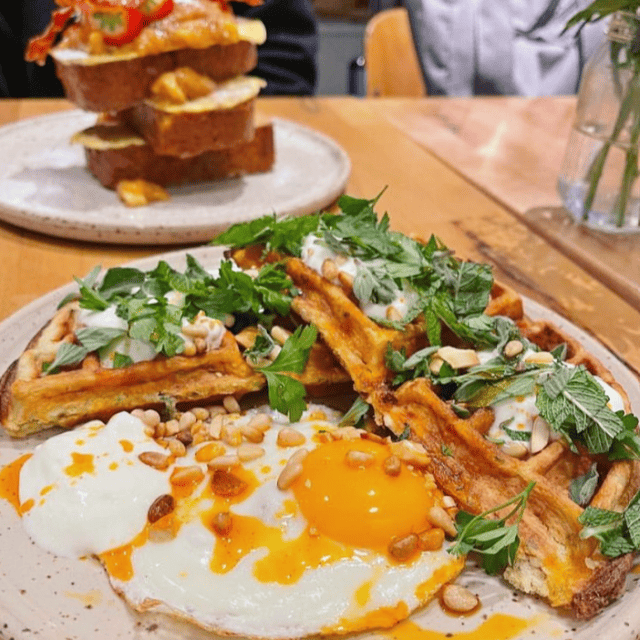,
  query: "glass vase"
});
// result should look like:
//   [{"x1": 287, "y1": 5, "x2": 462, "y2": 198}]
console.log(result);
[{"x1": 558, "y1": 11, "x2": 640, "y2": 232}]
